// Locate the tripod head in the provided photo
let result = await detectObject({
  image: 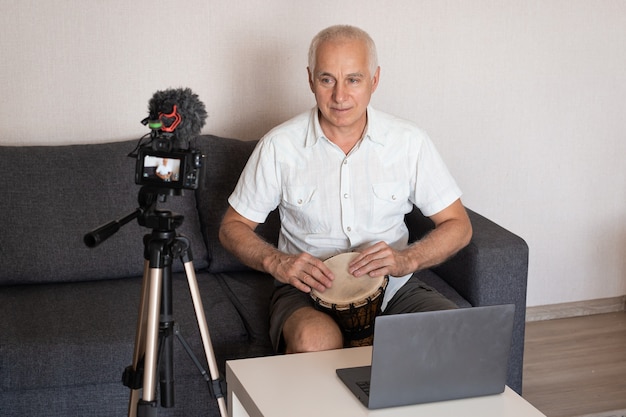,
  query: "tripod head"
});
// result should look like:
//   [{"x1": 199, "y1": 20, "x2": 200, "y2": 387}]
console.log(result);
[
  {"x1": 83, "y1": 186, "x2": 184, "y2": 248},
  {"x1": 136, "y1": 186, "x2": 185, "y2": 232}
]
